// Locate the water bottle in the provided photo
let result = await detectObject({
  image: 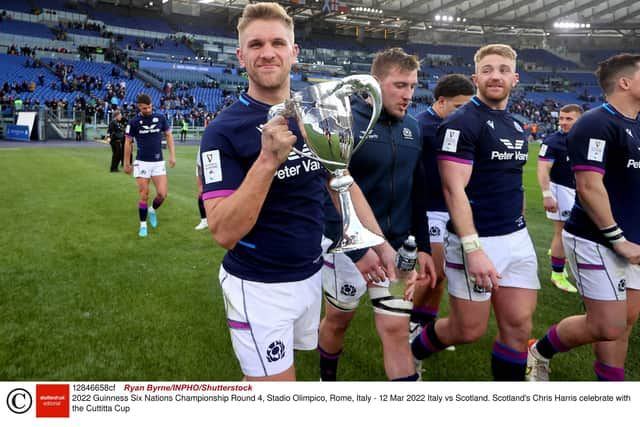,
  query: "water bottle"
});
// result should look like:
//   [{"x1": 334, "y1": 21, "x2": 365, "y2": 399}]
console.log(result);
[
  {"x1": 396, "y1": 235, "x2": 418, "y2": 279},
  {"x1": 390, "y1": 235, "x2": 417, "y2": 299}
]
